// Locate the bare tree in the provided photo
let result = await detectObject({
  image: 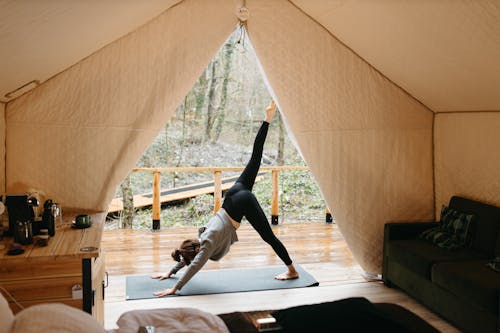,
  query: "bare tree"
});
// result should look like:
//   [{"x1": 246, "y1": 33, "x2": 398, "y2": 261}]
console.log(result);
[
  {"x1": 193, "y1": 74, "x2": 207, "y2": 142},
  {"x1": 204, "y1": 60, "x2": 218, "y2": 142},
  {"x1": 213, "y1": 41, "x2": 234, "y2": 142}
]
